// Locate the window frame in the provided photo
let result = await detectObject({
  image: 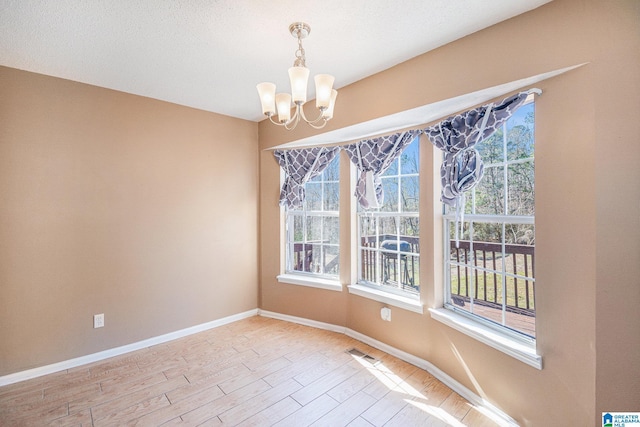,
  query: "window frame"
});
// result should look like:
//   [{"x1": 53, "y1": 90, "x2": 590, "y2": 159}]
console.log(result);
[
  {"x1": 442, "y1": 215, "x2": 536, "y2": 343},
  {"x1": 434, "y1": 97, "x2": 540, "y2": 368},
  {"x1": 354, "y1": 136, "x2": 421, "y2": 300},
  {"x1": 278, "y1": 154, "x2": 342, "y2": 291}
]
